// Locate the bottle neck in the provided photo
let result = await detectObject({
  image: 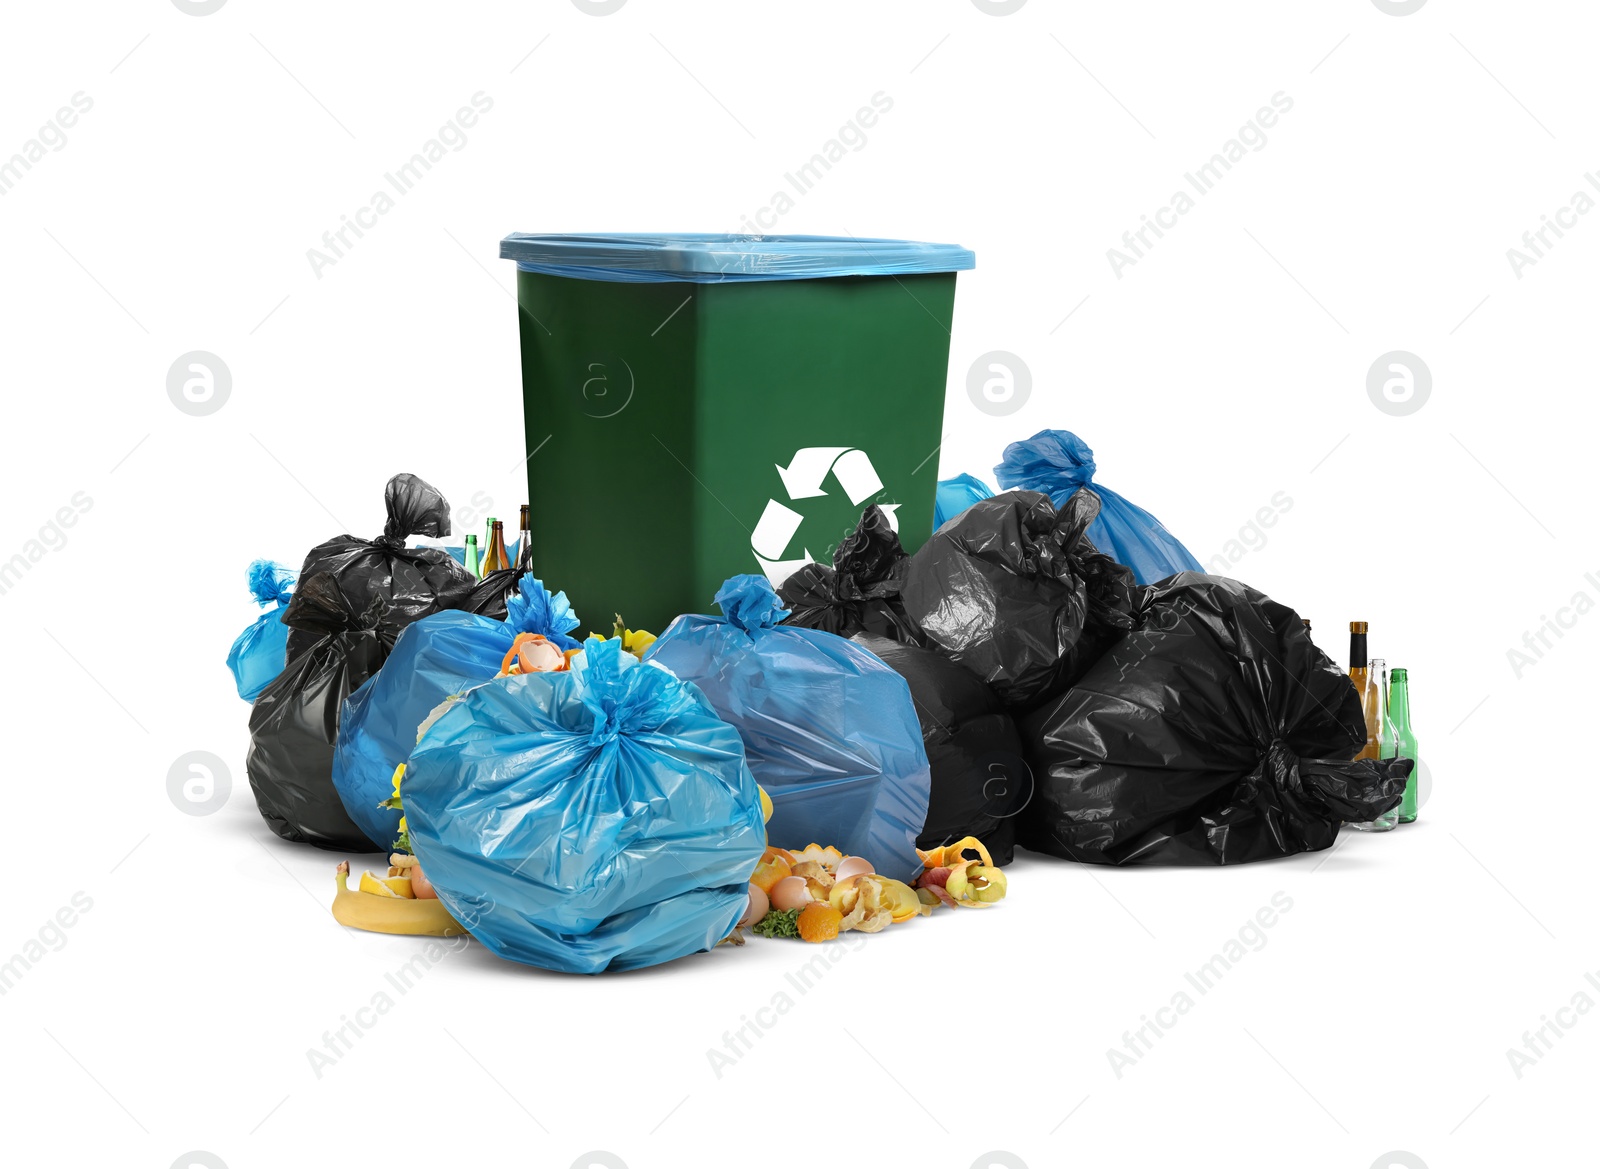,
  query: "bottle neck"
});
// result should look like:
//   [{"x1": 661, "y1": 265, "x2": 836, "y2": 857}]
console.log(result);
[
  {"x1": 1349, "y1": 633, "x2": 1368, "y2": 671},
  {"x1": 1389, "y1": 680, "x2": 1410, "y2": 726}
]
